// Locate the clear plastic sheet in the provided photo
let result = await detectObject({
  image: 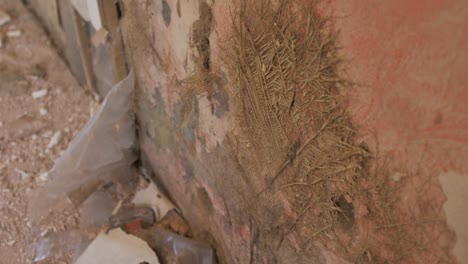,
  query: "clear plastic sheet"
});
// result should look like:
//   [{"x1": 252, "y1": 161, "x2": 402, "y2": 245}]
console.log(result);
[
  {"x1": 91, "y1": 42, "x2": 115, "y2": 96},
  {"x1": 29, "y1": 71, "x2": 215, "y2": 263},
  {"x1": 29, "y1": 71, "x2": 135, "y2": 219},
  {"x1": 33, "y1": 230, "x2": 84, "y2": 263}
]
